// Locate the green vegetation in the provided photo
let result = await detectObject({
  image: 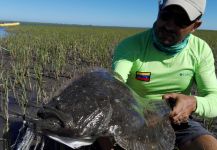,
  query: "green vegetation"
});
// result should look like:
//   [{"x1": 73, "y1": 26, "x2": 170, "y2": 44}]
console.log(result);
[
  {"x1": 0, "y1": 24, "x2": 143, "y2": 133},
  {"x1": 0, "y1": 24, "x2": 217, "y2": 134}
]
